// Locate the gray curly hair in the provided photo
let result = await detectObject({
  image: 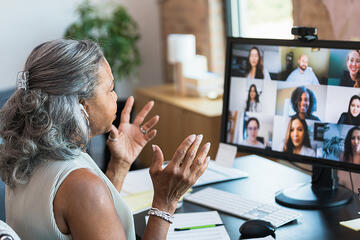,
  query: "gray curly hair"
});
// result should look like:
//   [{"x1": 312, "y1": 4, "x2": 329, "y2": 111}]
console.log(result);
[{"x1": 0, "y1": 39, "x2": 104, "y2": 187}]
